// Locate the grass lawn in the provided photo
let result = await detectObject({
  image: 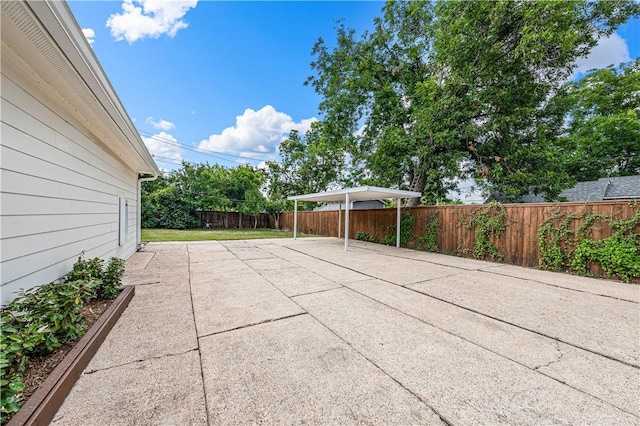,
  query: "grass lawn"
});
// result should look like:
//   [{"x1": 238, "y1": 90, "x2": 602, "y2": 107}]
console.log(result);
[{"x1": 141, "y1": 228, "x2": 309, "y2": 242}]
